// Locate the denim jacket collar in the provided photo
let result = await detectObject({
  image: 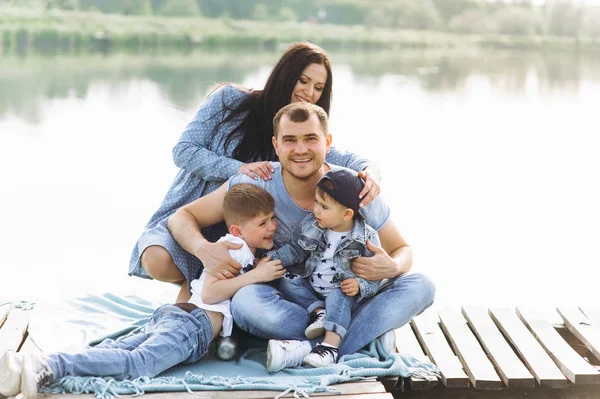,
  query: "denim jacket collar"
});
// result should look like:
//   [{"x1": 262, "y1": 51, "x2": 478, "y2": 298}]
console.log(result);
[{"x1": 304, "y1": 214, "x2": 369, "y2": 248}]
